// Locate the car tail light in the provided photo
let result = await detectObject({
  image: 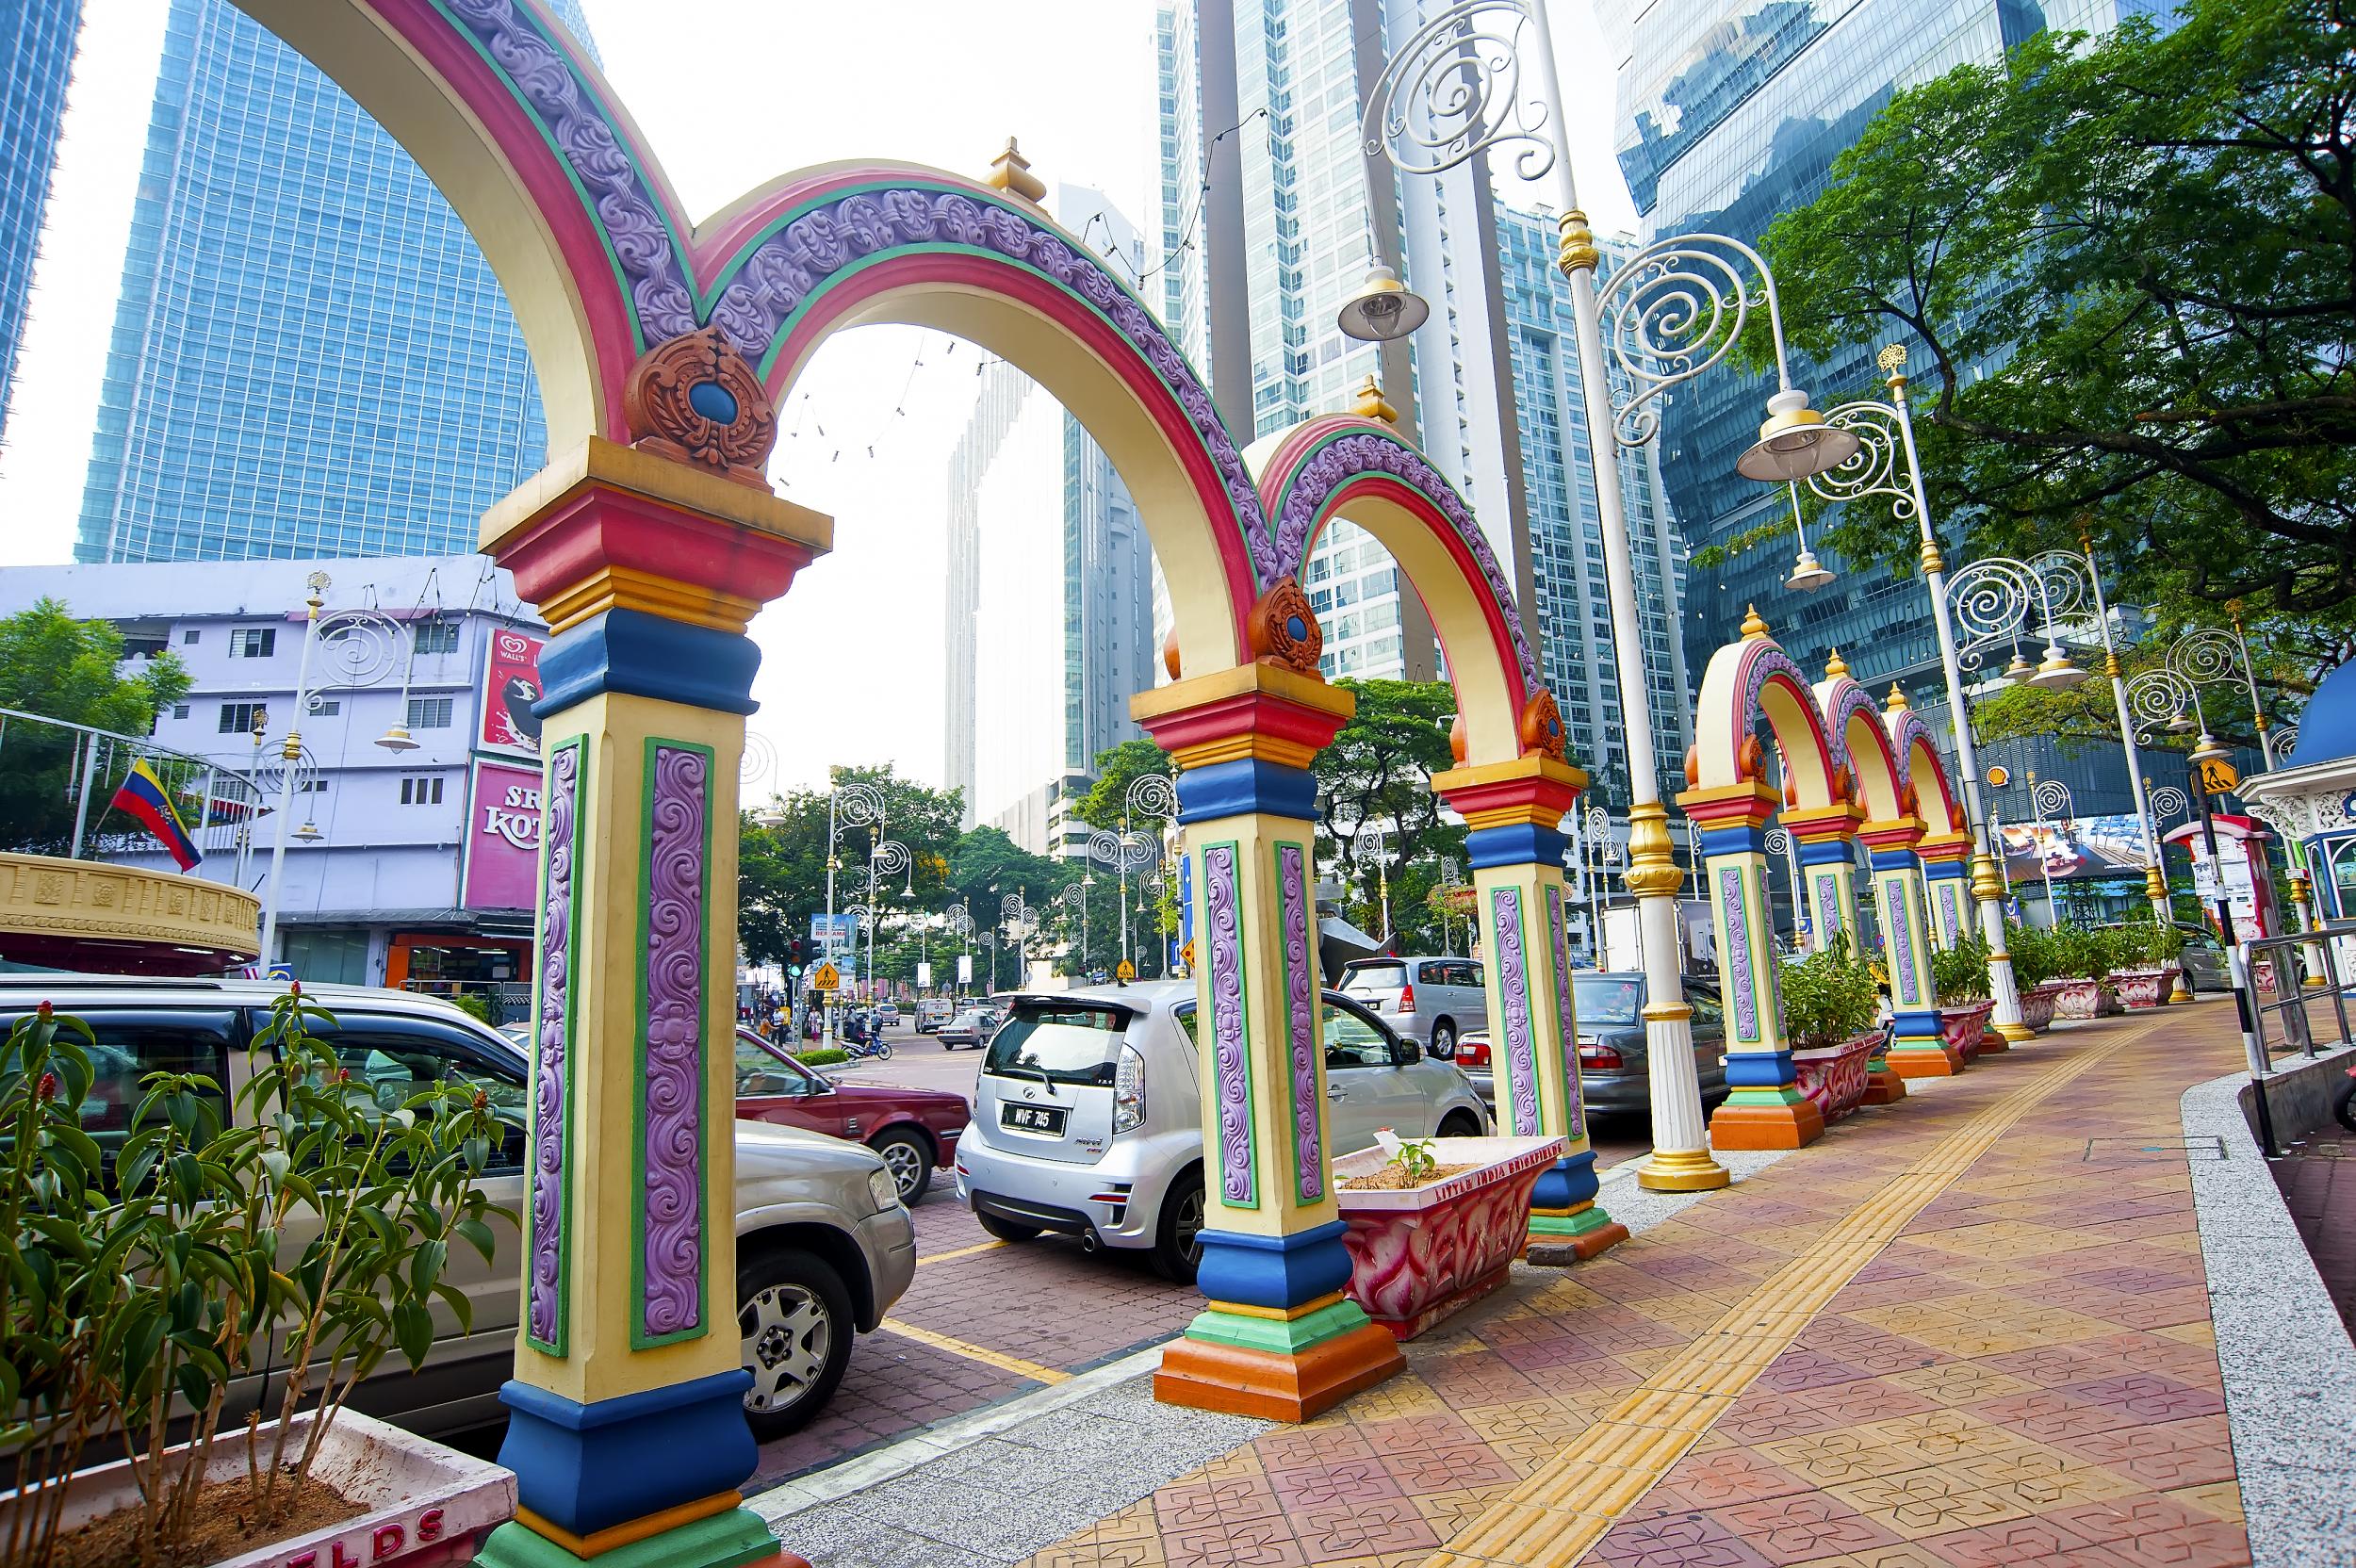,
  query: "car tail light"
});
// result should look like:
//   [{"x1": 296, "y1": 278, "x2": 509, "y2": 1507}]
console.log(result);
[
  {"x1": 1396, "y1": 983, "x2": 1416, "y2": 1015},
  {"x1": 1459, "y1": 1037, "x2": 1490, "y2": 1067},
  {"x1": 1113, "y1": 1043, "x2": 1146, "y2": 1134},
  {"x1": 1578, "y1": 1042, "x2": 1624, "y2": 1070}
]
